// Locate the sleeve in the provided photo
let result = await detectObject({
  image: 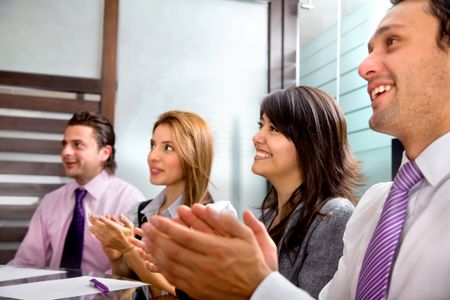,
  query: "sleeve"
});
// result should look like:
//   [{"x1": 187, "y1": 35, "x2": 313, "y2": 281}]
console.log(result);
[
  {"x1": 295, "y1": 201, "x2": 353, "y2": 298},
  {"x1": 206, "y1": 201, "x2": 237, "y2": 218},
  {"x1": 8, "y1": 198, "x2": 52, "y2": 268},
  {"x1": 251, "y1": 272, "x2": 315, "y2": 300}
]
